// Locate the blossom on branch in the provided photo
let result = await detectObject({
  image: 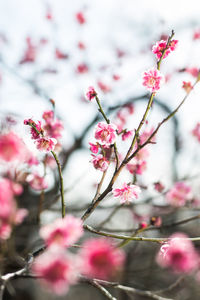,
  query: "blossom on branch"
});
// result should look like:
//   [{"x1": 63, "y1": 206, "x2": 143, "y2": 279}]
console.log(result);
[
  {"x1": 91, "y1": 154, "x2": 109, "y2": 172},
  {"x1": 94, "y1": 122, "x2": 117, "y2": 146},
  {"x1": 142, "y1": 68, "x2": 164, "y2": 93},
  {"x1": 113, "y1": 182, "x2": 141, "y2": 204}
]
